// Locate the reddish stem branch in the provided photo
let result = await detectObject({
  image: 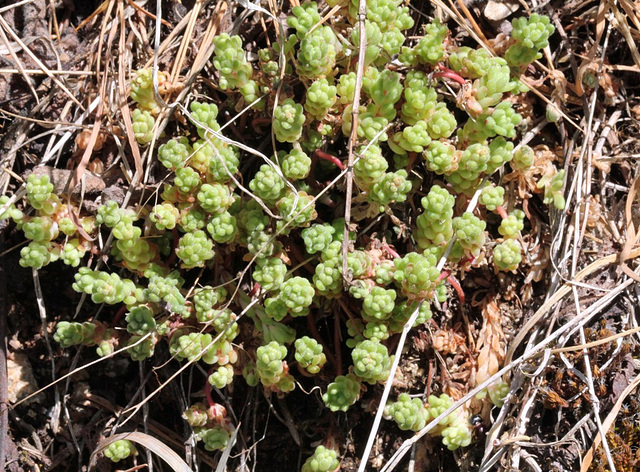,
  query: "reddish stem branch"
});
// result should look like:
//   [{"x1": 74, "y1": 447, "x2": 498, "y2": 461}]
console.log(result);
[
  {"x1": 307, "y1": 314, "x2": 338, "y2": 370},
  {"x1": 436, "y1": 271, "x2": 465, "y2": 305},
  {"x1": 113, "y1": 305, "x2": 127, "y2": 325},
  {"x1": 437, "y1": 270, "x2": 451, "y2": 284},
  {"x1": 314, "y1": 149, "x2": 346, "y2": 171},
  {"x1": 248, "y1": 282, "x2": 261, "y2": 298},
  {"x1": 382, "y1": 244, "x2": 400, "y2": 259},
  {"x1": 495, "y1": 205, "x2": 509, "y2": 219},
  {"x1": 433, "y1": 67, "x2": 467, "y2": 86},
  {"x1": 447, "y1": 275, "x2": 465, "y2": 305},
  {"x1": 334, "y1": 312, "x2": 342, "y2": 376},
  {"x1": 205, "y1": 368, "x2": 216, "y2": 407}
]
